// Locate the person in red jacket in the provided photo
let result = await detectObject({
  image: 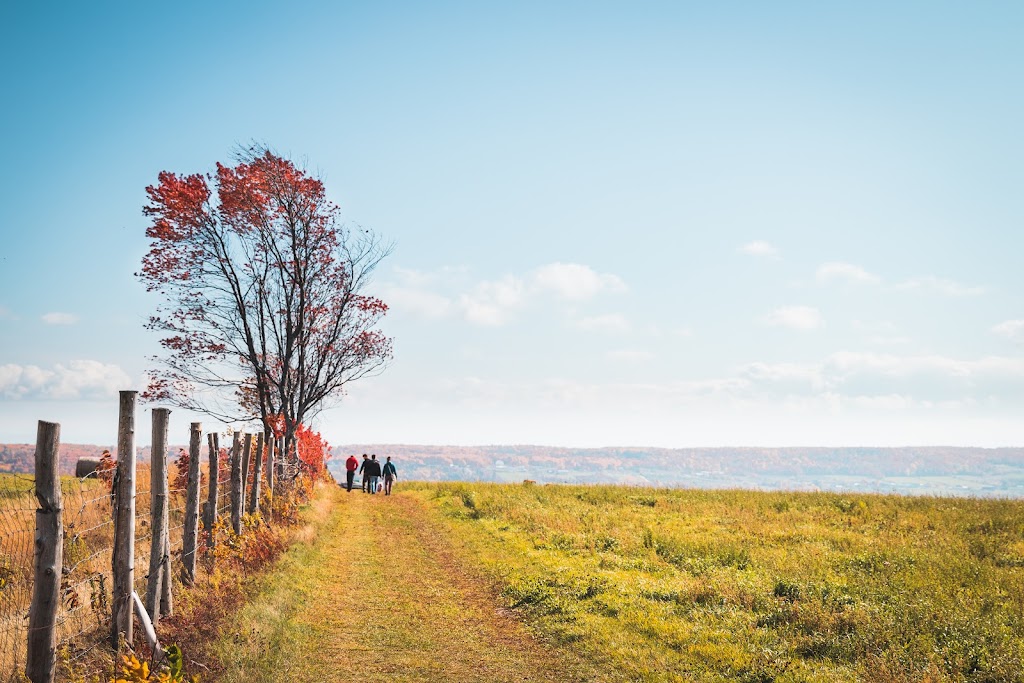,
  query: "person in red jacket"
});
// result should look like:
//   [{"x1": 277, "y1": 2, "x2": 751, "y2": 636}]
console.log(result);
[{"x1": 344, "y1": 454, "x2": 359, "y2": 492}]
